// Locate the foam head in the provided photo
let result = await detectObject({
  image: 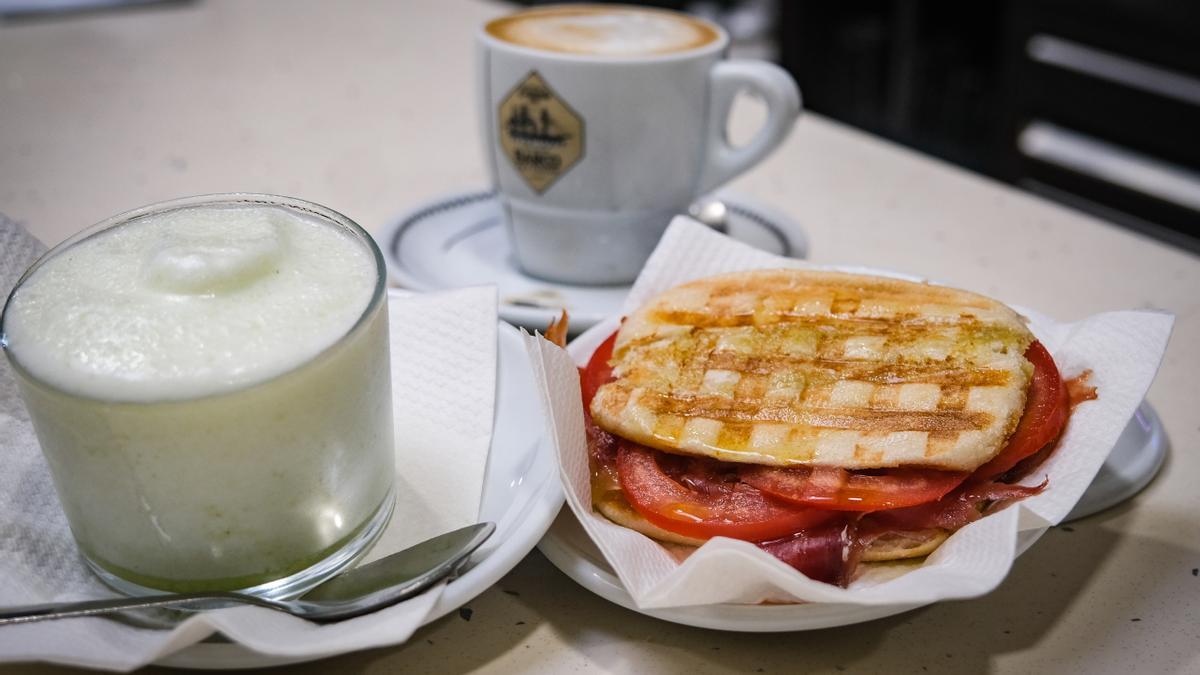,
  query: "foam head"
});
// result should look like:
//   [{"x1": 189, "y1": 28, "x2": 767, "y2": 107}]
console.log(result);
[{"x1": 486, "y1": 5, "x2": 720, "y2": 56}]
